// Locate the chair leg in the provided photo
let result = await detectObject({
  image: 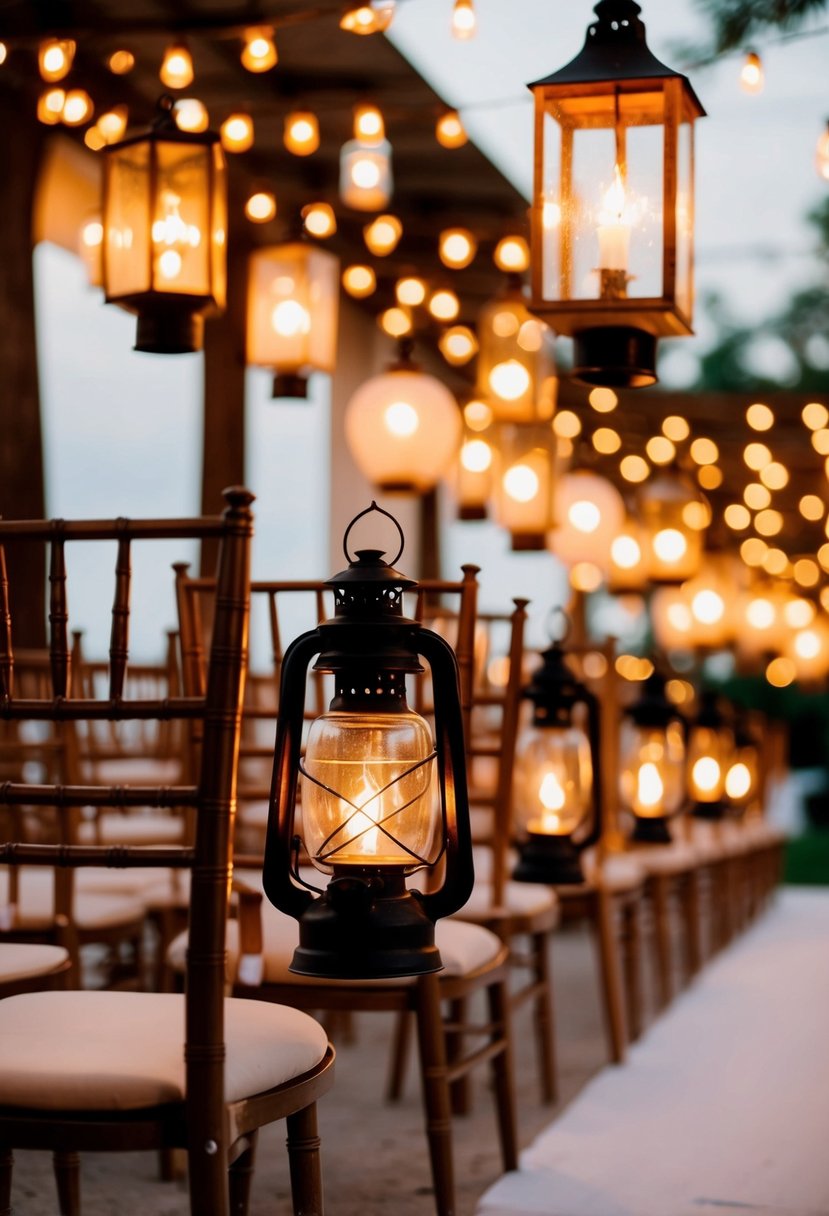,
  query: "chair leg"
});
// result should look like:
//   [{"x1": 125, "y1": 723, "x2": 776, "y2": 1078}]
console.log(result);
[
  {"x1": 447, "y1": 996, "x2": 472, "y2": 1116},
  {"x1": 414, "y1": 973, "x2": 456, "y2": 1216},
  {"x1": 486, "y1": 978, "x2": 518, "y2": 1173},
  {"x1": 620, "y1": 898, "x2": 643, "y2": 1042},
  {"x1": 53, "y1": 1150, "x2": 81, "y2": 1216},
  {"x1": 229, "y1": 1129, "x2": 258, "y2": 1216},
  {"x1": 592, "y1": 888, "x2": 627, "y2": 1064},
  {"x1": 286, "y1": 1104, "x2": 324, "y2": 1216},
  {"x1": 650, "y1": 875, "x2": 673, "y2": 1011},
  {"x1": 531, "y1": 930, "x2": 557, "y2": 1103},
  {"x1": 681, "y1": 870, "x2": 703, "y2": 979},
  {"x1": 0, "y1": 1147, "x2": 12, "y2": 1216},
  {"x1": 385, "y1": 1009, "x2": 412, "y2": 1102}
]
